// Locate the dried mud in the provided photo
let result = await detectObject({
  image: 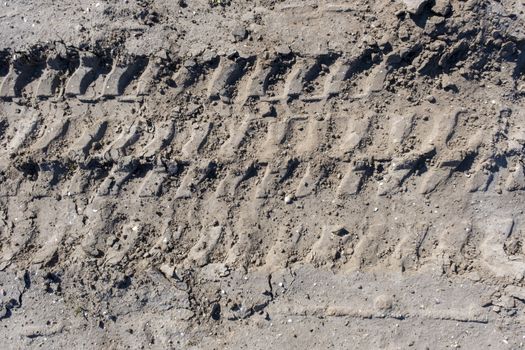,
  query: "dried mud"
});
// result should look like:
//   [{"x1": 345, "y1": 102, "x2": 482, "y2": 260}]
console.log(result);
[{"x1": 1, "y1": 0, "x2": 525, "y2": 349}]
